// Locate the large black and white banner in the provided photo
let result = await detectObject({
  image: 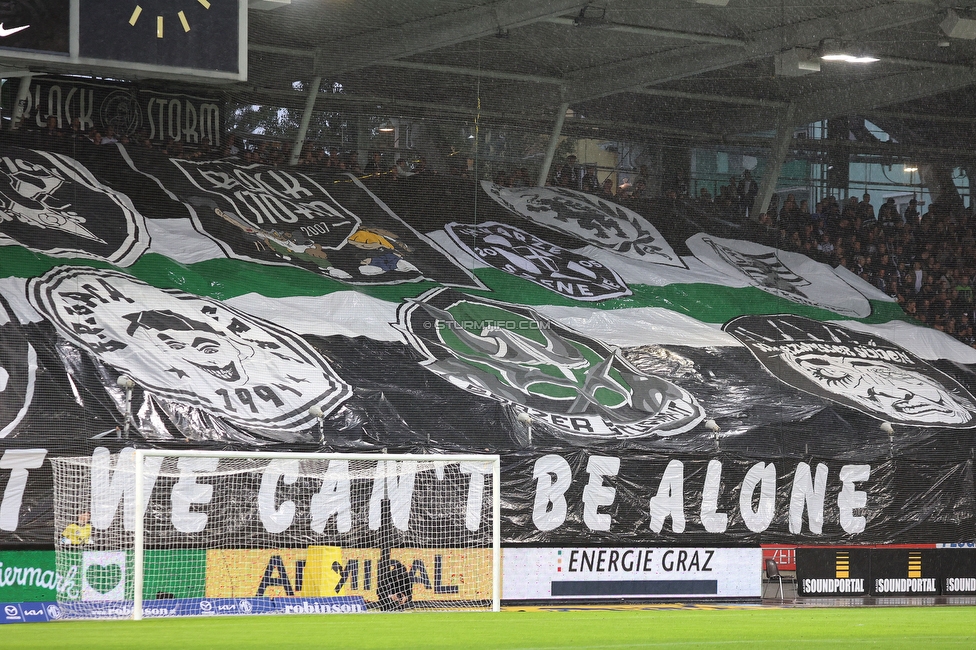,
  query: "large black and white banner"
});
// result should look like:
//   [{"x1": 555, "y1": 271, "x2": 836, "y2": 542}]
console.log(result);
[
  {"x1": 53, "y1": 452, "x2": 494, "y2": 550},
  {"x1": 11, "y1": 77, "x2": 225, "y2": 144},
  {"x1": 28, "y1": 267, "x2": 352, "y2": 438},
  {"x1": 445, "y1": 221, "x2": 630, "y2": 302},
  {"x1": 725, "y1": 315, "x2": 976, "y2": 428},
  {"x1": 687, "y1": 234, "x2": 872, "y2": 318},
  {"x1": 126, "y1": 154, "x2": 483, "y2": 288},
  {"x1": 0, "y1": 138, "x2": 974, "y2": 555},
  {"x1": 482, "y1": 183, "x2": 685, "y2": 268},
  {"x1": 0, "y1": 146, "x2": 148, "y2": 265}
]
